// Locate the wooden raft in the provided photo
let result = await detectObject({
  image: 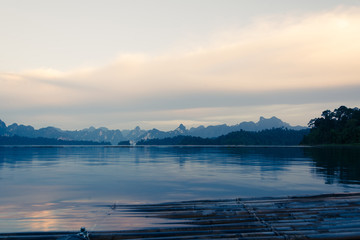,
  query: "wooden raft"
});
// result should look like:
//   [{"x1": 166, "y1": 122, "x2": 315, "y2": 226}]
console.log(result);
[{"x1": 2, "y1": 193, "x2": 360, "y2": 240}]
